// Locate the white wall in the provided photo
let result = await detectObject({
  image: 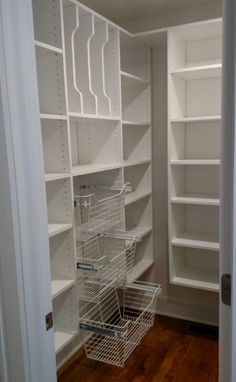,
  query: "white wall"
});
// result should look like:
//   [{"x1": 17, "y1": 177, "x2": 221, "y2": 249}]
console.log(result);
[{"x1": 122, "y1": 1, "x2": 222, "y2": 33}]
